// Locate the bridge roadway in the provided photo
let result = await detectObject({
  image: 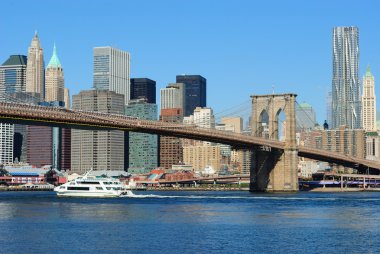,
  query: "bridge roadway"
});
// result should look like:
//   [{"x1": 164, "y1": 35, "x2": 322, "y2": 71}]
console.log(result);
[
  {"x1": 0, "y1": 102, "x2": 379, "y2": 171},
  {"x1": 137, "y1": 174, "x2": 250, "y2": 185}
]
